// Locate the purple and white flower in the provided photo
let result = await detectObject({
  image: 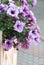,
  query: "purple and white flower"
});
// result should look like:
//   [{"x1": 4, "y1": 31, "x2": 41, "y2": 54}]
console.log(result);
[
  {"x1": 23, "y1": 5, "x2": 30, "y2": 14},
  {"x1": 3, "y1": 39, "x2": 13, "y2": 51},
  {"x1": 7, "y1": 4, "x2": 19, "y2": 19},
  {"x1": 14, "y1": 20, "x2": 25, "y2": 33},
  {"x1": 18, "y1": 6, "x2": 24, "y2": 13},
  {"x1": 28, "y1": 26, "x2": 40, "y2": 45},
  {"x1": 29, "y1": 30, "x2": 40, "y2": 39},
  {"x1": 19, "y1": 6, "x2": 27, "y2": 19},
  {"x1": 3, "y1": 4, "x2": 8, "y2": 12},
  {"x1": 28, "y1": 11, "x2": 36, "y2": 26},
  {"x1": 21, "y1": 39, "x2": 30, "y2": 49},
  {"x1": 0, "y1": 4, "x2": 4, "y2": 11},
  {"x1": 20, "y1": 12, "x2": 28, "y2": 20},
  {"x1": 19, "y1": 5, "x2": 30, "y2": 20},
  {"x1": 0, "y1": 4, "x2": 8, "y2": 12},
  {"x1": 33, "y1": 37, "x2": 40, "y2": 45},
  {"x1": 9, "y1": 3, "x2": 17, "y2": 9},
  {"x1": 28, "y1": 11, "x2": 36, "y2": 23}
]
